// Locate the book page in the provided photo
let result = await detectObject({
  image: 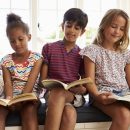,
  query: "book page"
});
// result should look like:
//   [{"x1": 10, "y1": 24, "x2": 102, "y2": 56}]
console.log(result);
[
  {"x1": 8, "y1": 93, "x2": 38, "y2": 106},
  {"x1": 0, "y1": 99, "x2": 10, "y2": 106},
  {"x1": 67, "y1": 77, "x2": 93, "y2": 90},
  {"x1": 115, "y1": 94, "x2": 130, "y2": 102},
  {"x1": 42, "y1": 79, "x2": 67, "y2": 89},
  {"x1": 109, "y1": 93, "x2": 130, "y2": 103}
]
